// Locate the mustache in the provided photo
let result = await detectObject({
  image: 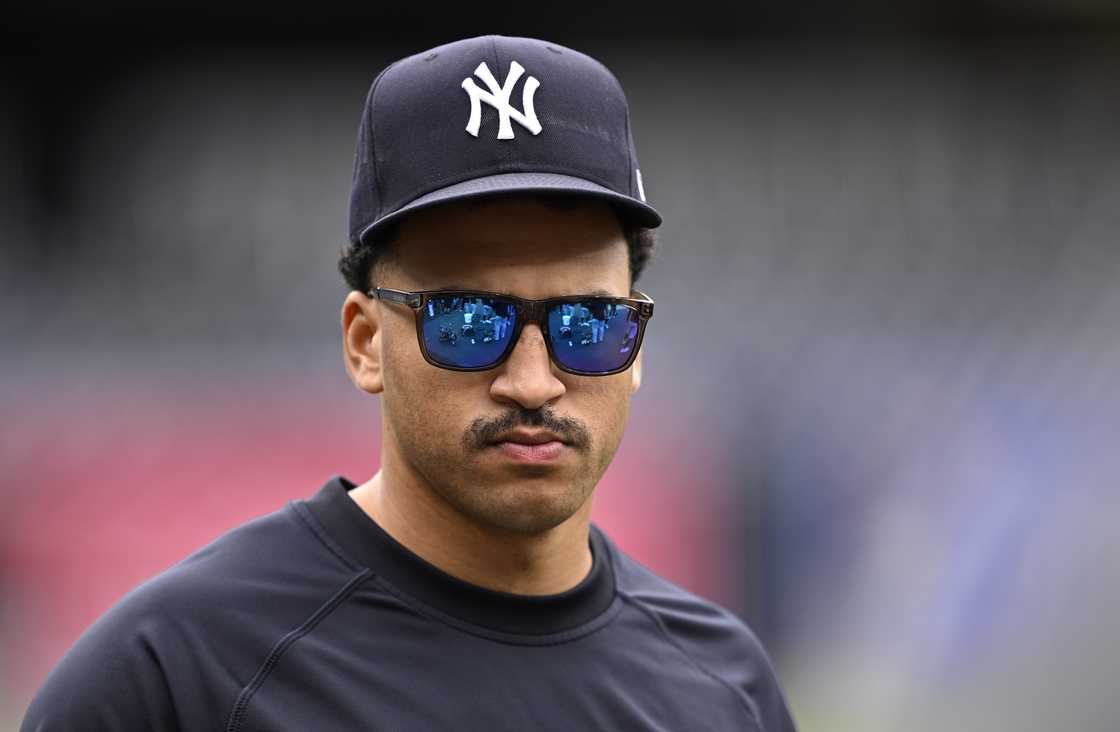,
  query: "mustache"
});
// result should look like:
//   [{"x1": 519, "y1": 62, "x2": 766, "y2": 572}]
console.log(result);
[{"x1": 465, "y1": 407, "x2": 591, "y2": 451}]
